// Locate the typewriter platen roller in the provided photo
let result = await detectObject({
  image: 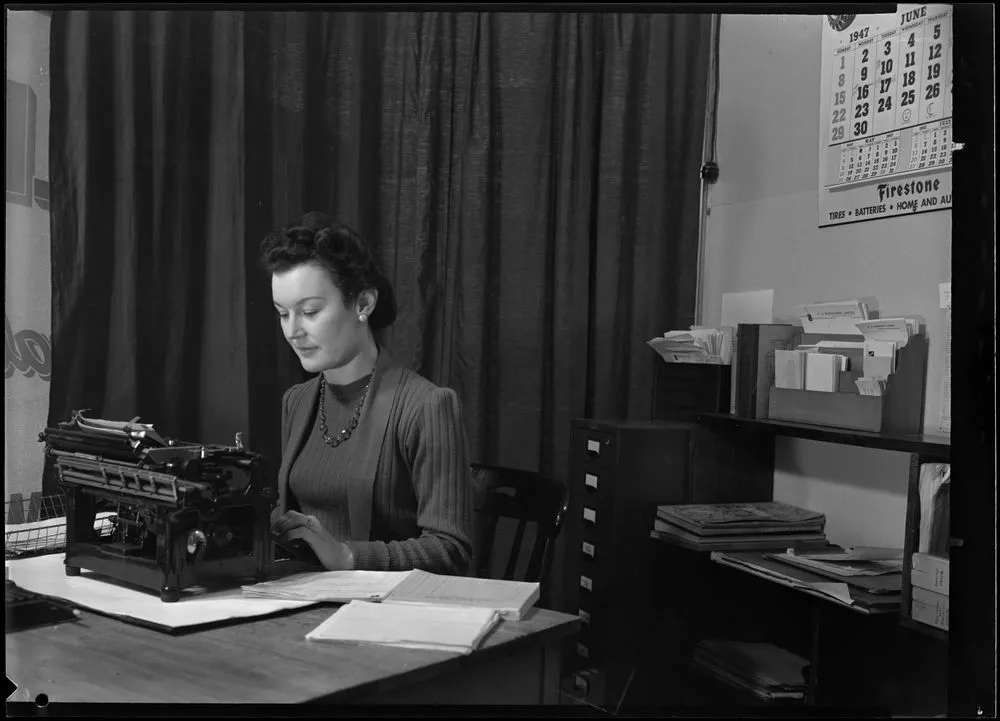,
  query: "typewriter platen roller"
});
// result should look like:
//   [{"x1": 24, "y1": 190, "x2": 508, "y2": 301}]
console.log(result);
[{"x1": 40, "y1": 411, "x2": 275, "y2": 602}]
